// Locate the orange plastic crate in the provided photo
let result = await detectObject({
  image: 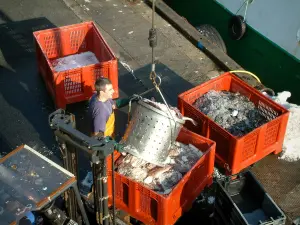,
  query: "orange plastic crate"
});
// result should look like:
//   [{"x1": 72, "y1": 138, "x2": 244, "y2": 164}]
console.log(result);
[
  {"x1": 107, "y1": 128, "x2": 215, "y2": 225},
  {"x1": 178, "y1": 72, "x2": 290, "y2": 175},
  {"x1": 107, "y1": 151, "x2": 122, "y2": 208},
  {"x1": 33, "y1": 21, "x2": 119, "y2": 109}
]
